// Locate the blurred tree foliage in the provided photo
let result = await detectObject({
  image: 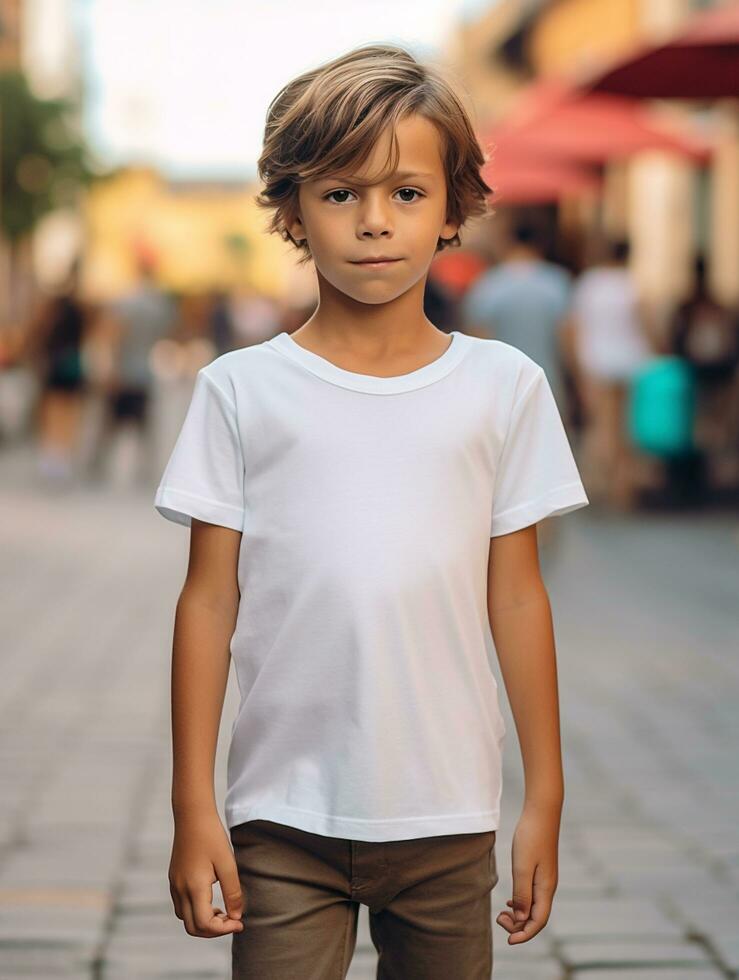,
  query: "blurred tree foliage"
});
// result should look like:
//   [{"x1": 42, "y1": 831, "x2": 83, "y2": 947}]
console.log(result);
[{"x1": 0, "y1": 69, "x2": 98, "y2": 243}]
